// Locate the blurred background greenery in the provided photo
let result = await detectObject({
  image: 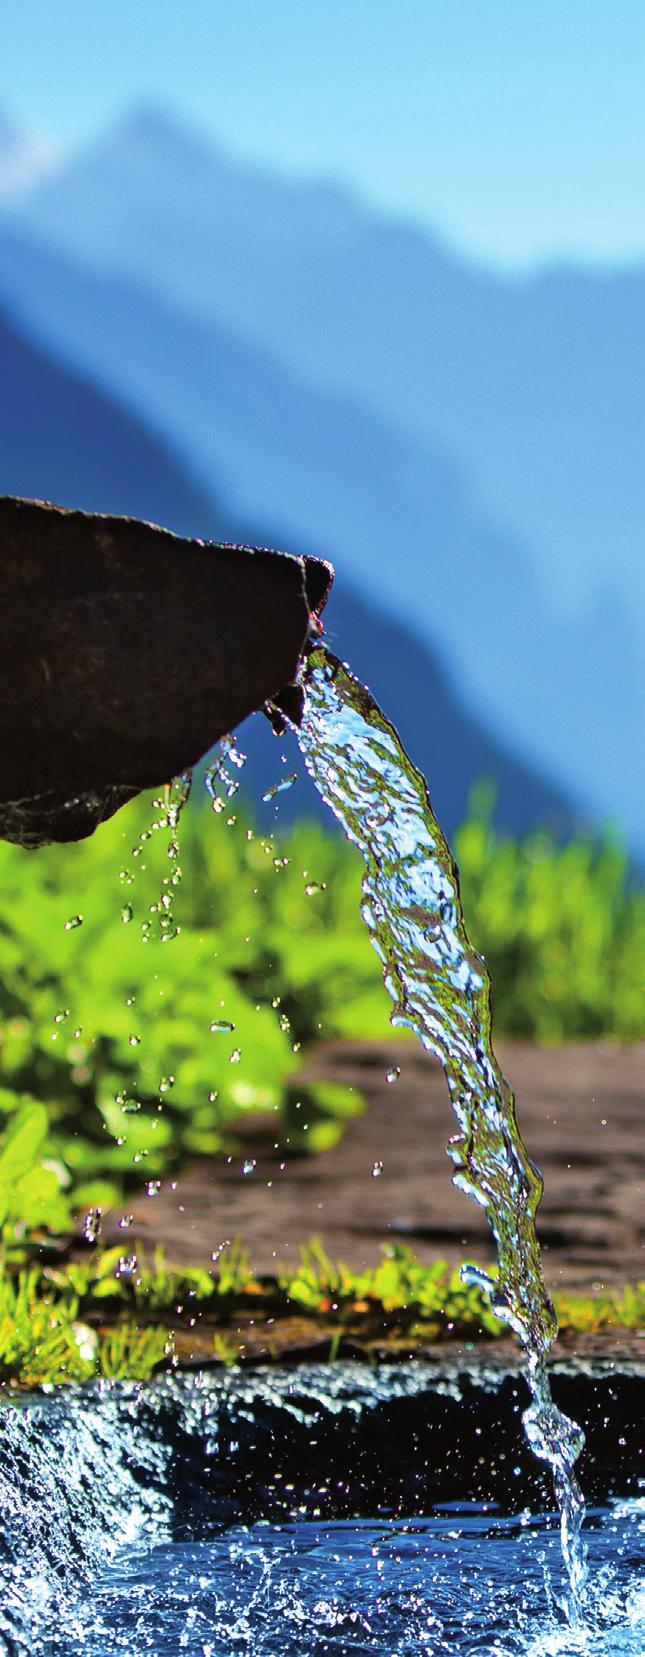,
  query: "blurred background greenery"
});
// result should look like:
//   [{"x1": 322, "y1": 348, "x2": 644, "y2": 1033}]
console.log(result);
[{"x1": 0, "y1": 775, "x2": 642, "y2": 1249}]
